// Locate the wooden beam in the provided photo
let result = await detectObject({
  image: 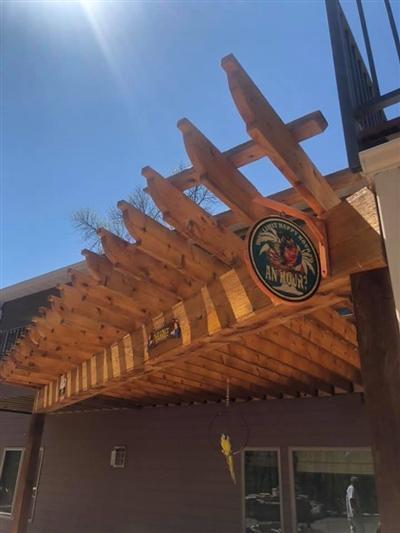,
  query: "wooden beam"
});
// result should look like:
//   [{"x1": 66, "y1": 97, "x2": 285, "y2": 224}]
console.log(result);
[
  {"x1": 33, "y1": 188, "x2": 385, "y2": 412},
  {"x1": 118, "y1": 200, "x2": 228, "y2": 282},
  {"x1": 83, "y1": 249, "x2": 181, "y2": 311},
  {"x1": 216, "y1": 168, "x2": 365, "y2": 229},
  {"x1": 59, "y1": 285, "x2": 138, "y2": 331},
  {"x1": 351, "y1": 267, "x2": 400, "y2": 530},
  {"x1": 197, "y1": 351, "x2": 284, "y2": 399},
  {"x1": 142, "y1": 167, "x2": 244, "y2": 266},
  {"x1": 308, "y1": 306, "x2": 358, "y2": 349},
  {"x1": 11, "y1": 414, "x2": 45, "y2": 533},
  {"x1": 165, "y1": 110, "x2": 328, "y2": 192},
  {"x1": 221, "y1": 54, "x2": 341, "y2": 215},
  {"x1": 234, "y1": 336, "x2": 332, "y2": 394},
  {"x1": 221, "y1": 344, "x2": 316, "y2": 396},
  {"x1": 69, "y1": 269, "x2": 153, "y2": 319},
  {"x1": 288, "y1": 316, "x2": 360, "y2": 369},
  {"x1": 49, "y1": 296, "x2": 130, "y2": 337},
  {"x1": 178, "y1": 118, "x2": 270, "y2": 225},
  {"x1": 97, "y1": 229, "x2": 200, "y2": 299}
]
